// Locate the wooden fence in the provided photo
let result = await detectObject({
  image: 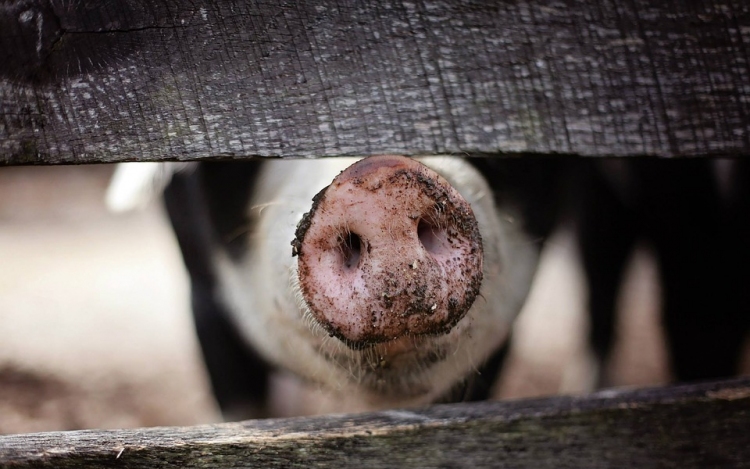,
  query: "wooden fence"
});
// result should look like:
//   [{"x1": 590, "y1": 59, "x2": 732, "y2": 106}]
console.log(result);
[
  {"x1": 1, "y1": 378, "x2": 749, "y2": 468},
  {"x1": 2, "y1": 0, "x2": 749, "y2": 164},
  {"x1": 1, "y1": 0, "x2": 749, "y2": 467}
]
